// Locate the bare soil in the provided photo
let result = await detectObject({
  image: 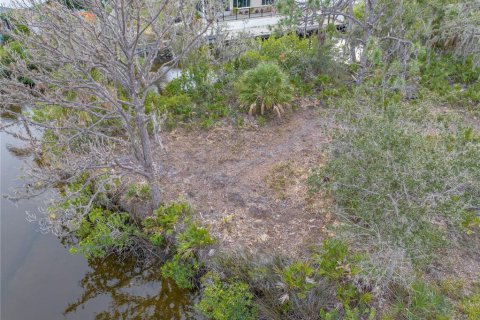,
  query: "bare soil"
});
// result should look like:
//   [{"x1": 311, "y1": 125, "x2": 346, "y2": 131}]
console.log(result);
[{"x1": 156, "y1": 104, "x2": 332, "y2": 257}]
